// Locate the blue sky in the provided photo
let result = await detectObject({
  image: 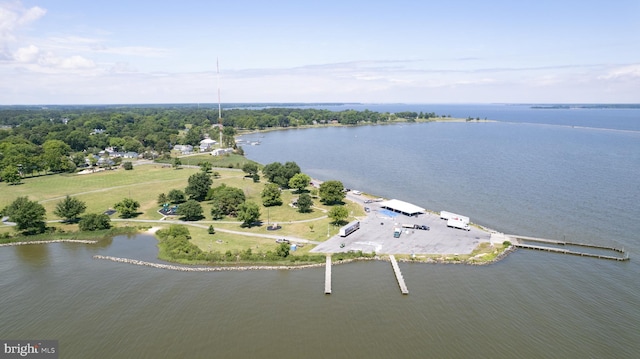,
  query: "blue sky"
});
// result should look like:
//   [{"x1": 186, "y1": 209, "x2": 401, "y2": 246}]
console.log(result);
[{"x1": 1, "y1": 0, "x2": 639, "y2": 104}]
